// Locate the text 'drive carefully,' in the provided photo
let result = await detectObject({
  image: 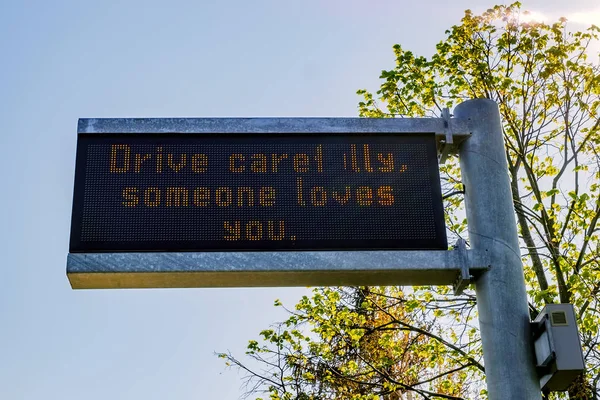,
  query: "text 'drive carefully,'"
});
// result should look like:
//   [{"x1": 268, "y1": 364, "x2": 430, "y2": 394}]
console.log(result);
[{"x1": 70, "y1": 133, "x2": 446, "y2": 252}]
